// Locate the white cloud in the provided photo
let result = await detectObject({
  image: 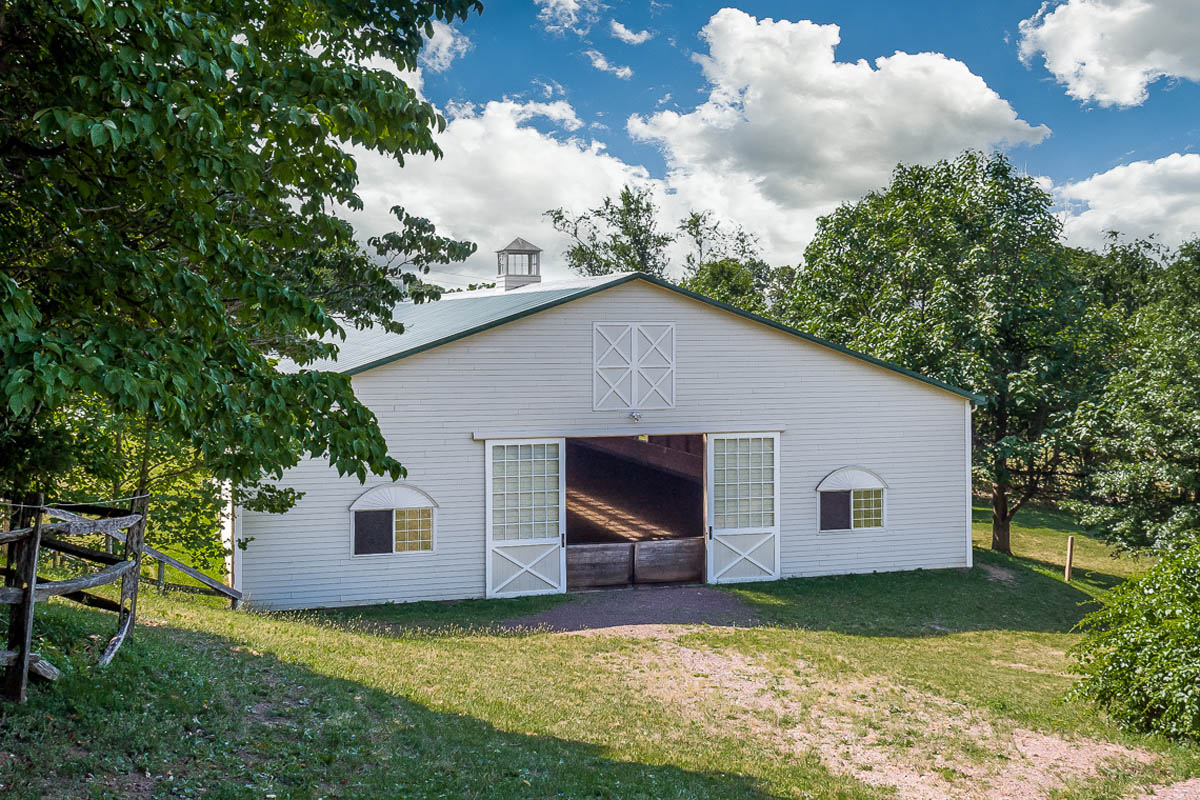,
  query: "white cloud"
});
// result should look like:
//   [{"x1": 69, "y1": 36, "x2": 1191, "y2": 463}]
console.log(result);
[
  {"x1": 535, "y1": 0, "x2": 602, "y2": 36},
  {"x1": 611, "y1": 20, "x2": 653, "y2": 45},
  {"x1": 349, "y1": 96, "x2": 653, "y2": 283},
  {"x1": 418, "y1": 20, "x2": 472, "y2": 73},
  {"x1": 1018, "y1": 0, "x2": 1200, "y2": 107},
  {"x1": 584, "y1": 49, "x2": 633, "y2": 79},
  {"x1": 533, "y1": 79, "x2": 565, "y2": 99},
  {"x1": 1056, "y1": 153, "x2": 1200, "y2": 247},
  {"x1": 627, "y1": 9, "x2": 1050, "y2": 263},
  {"x1": 349, "y1": 11, "x2": 1133, "y2": 283}
]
